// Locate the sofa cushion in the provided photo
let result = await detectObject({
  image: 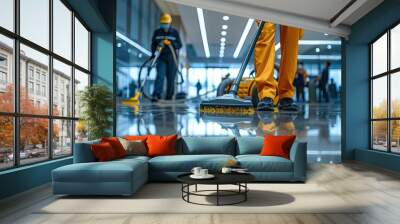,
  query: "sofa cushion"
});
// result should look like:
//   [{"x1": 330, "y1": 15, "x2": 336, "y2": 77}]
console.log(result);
[
  {"x1": 91, "y1": 142, "x2": 118, "y2": 162},
  {"x1": 236, "y1": 155, "x2": 293, "y2": 172},
  {"x1": 118, "y1": 138, "x2": 147, "y2": 156},
  {"x1": 236, "y1": 137, "x2": 264, "y2": 155},
  {"x1": 53, "y1": 158, "x2": 147, "y2": 183},
  {"x1": 260, "y1": 135, "x2": 296, "y2": 159},
  {"x1": 149, "y1": 154, "x2": 235, "y2": 172},
  {"x1": 147, "y1": 135, "x2": 177, "y2": 157},
  {"x1": 101, "y1": 137, "x2": 127, "y2": 158},
  {"x1": 178, "y1": 136, "x2": 236, "y2": 155}
]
